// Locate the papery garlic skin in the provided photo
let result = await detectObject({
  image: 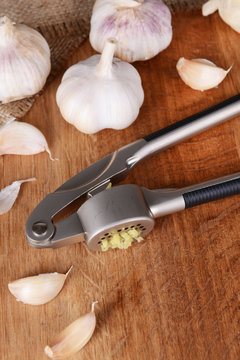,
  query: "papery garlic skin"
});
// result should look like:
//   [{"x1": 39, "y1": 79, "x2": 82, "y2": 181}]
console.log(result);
[
  {"x1": 56, "y1": 39, "x2": 144, "y2": 134},
  {"x1": 8, "y1": 267, "x2": 72, "y2": 305},
  {"x1": 176, "y1": 58, "x2": 231, "y2": 91},
  {"x1": 202, "y1": 0, "x2": 240, "y2": 33},
  {"x1": 44, "y1": 301, "x2": 98, "y2": 359},
  {"x1": 90, "y1": 0, "x2": 172, "y2": 62},
  {"x1": 0, "y1": 178, "x2": 36, "y2": 215},
  {"x1": 0, "y1": 16, "x2": 51, "y2": 103},
  {"x1": 0, "y1": 120, "x2": 54, "y2": 158}
]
